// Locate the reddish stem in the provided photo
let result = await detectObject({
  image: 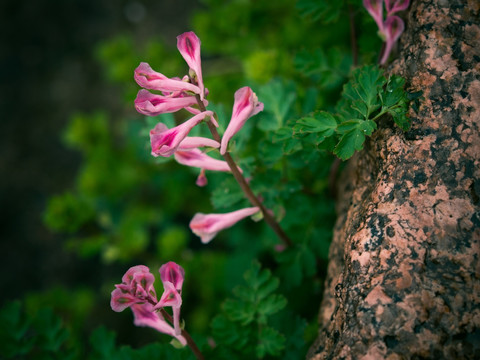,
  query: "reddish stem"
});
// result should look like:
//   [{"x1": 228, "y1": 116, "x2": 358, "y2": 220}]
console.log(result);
[
  {"x1": 159, "y1": 308, "x2": 204, "y2": 360},
  {"x1": 196, "y1": 95, "x2": 293, "y2": 248},
  {"x1": 146, "y1": 298, "x2": 204, "y2": 360}
]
